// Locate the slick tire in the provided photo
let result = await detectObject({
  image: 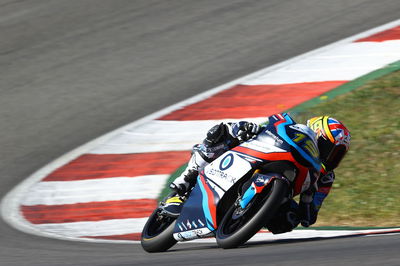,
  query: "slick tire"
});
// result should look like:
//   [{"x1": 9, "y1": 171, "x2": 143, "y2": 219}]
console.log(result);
[
  {"x1": 141, "y1": 208, "x2": 177, "y2": 253},
  {"x1": 216, "y1": 179, "x2": 288, "y2": 249}
]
